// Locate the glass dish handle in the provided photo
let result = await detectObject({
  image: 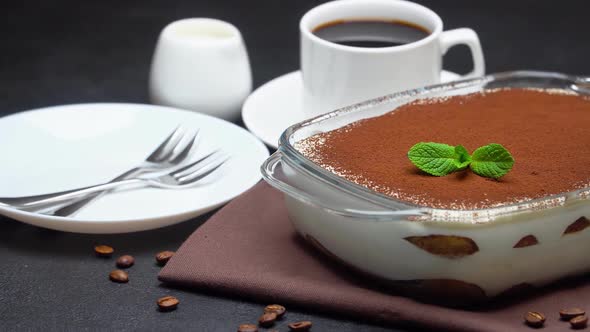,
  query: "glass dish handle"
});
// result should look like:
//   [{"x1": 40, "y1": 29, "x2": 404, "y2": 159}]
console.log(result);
[{"x1": 261, "y1": 152, "x2": 425, "y2": 219}]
